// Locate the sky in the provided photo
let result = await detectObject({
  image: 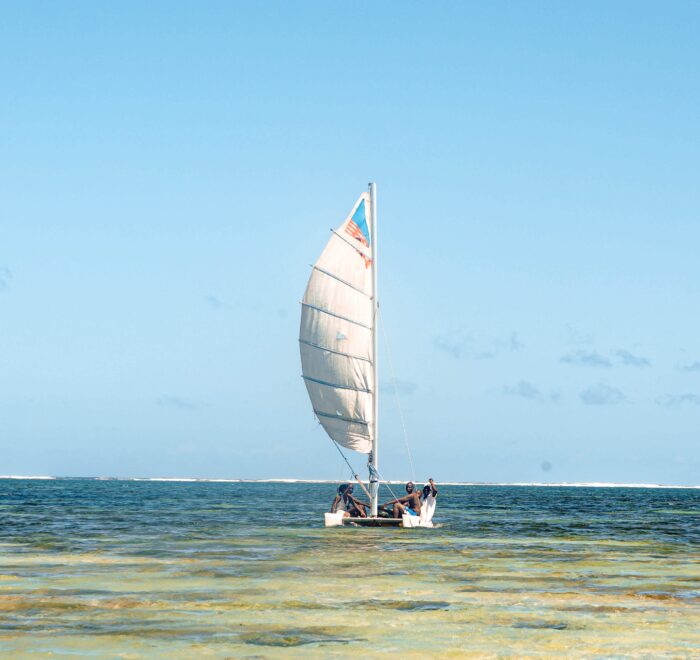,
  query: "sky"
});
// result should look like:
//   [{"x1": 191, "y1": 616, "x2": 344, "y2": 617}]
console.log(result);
[{"x1": 1, "y1": 1, "x2": 699, "y2": 484}]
